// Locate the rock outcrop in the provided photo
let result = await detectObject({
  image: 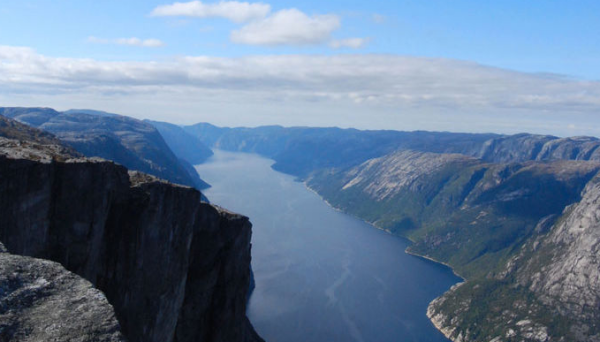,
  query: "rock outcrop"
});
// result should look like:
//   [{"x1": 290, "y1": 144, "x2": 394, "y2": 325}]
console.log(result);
[
  {"x1": 0, "y1": 116, "x2": 262, "y2": 342},
  {"x1": 0, "y1": 242, "x2": 125, "y2": 342}
]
